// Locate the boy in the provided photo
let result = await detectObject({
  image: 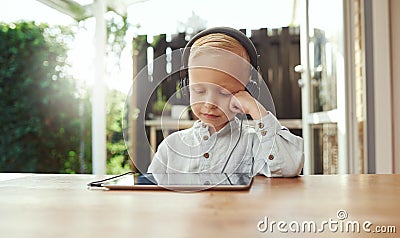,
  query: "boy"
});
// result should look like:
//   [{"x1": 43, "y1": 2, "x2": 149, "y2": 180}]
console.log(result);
[{"x1": 148, "y1": 27, "x2": 304, "y2": 177}]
